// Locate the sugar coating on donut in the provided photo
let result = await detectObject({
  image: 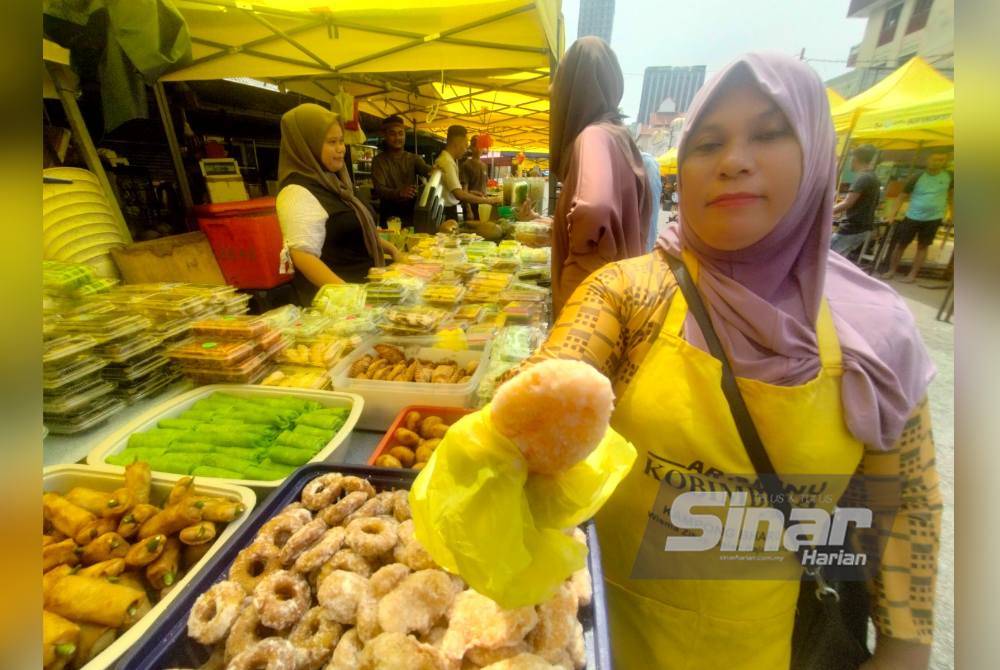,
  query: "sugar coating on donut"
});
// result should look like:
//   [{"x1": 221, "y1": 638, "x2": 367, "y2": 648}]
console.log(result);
[
  {"x1": 252, "y1": 570, "x2": 311, "y2": 630},
  {"x1": 491, "y1": 359, "x2": 614, "y2": 474},
  {"x1": 187, "y1": 580, "x2": 247, "y2": 644}
]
